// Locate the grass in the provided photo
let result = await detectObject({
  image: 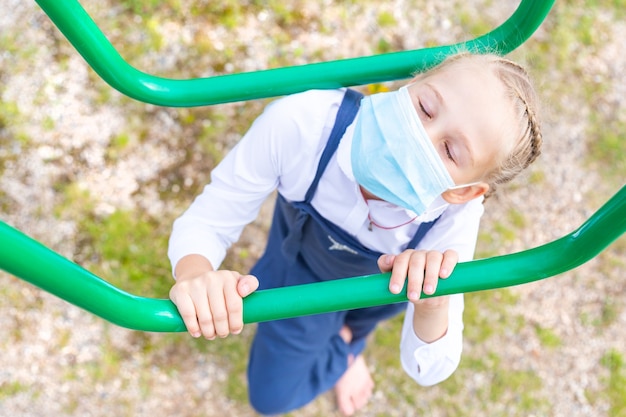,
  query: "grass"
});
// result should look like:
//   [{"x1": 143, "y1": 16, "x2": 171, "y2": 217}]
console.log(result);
[
  {"x1": 587, "y1": 117, "x2": 626, "y2": 187},
  {"x1": 0, "y1": 381, "x2": 29, "y2": 399},
  {"x1": 0, "y1": 101, "x2": 20, "y2": 131},
  {"x1": 1, "y1": 0, "x2": 624, "y2": 415},
  {"x1": 534, "y1": 325, "x2": 562, "y2": 348},
  {"x1": 77, "y1": 208, "x2": 174, "y2": 298},
  {"x1": 600, "y1": 349, "x2": 626, "y2": 416}
]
